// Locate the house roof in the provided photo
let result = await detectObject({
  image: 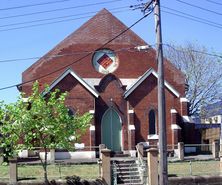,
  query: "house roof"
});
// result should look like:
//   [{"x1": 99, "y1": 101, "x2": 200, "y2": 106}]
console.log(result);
[
  {"x1": 43, "y1": 68, "x2": 99, "y2": 98},
  {"x1": 124, "y1": 68, "x2": 180, "y2": 98}
]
